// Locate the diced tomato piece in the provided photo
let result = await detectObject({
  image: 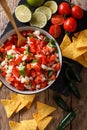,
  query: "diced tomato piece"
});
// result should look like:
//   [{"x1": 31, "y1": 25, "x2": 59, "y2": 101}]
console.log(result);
[
  {"x1": 21, "y1": 30, "x2": 28, "y2": 37},
  {"x1": 1, "y1": 71, "x2": 6, "y2": 77},
  {"x1": 36, "y1": 39, "x2": 46, "y2": 48},
  {"x1": 16, "y1": 47, "x2": 25, "y2": 53},
  {"x1": 54, "y1": 62, "x2": 60, "y2": 71},
  {"x1": 49, "y1": 54, "x2": 57, "y2": 63},
  {"x1": 49, "y1": 73, "x2": 56, "y2": 80},
  {"x1": 34, "y1": 64, "x2": 41, "y2": 72},
  {"x1": 43, "y1": 46, "x2": 50, "y2": 55},
  {"x1": 4, "y1": 40, "x2": 13, "y2": 47},
  {"x1": 14, "y1": 81, "x2": 25, "y2": 90},
  {"x1": 10, "y1": 34, "x2": 18, "y2": 44},
  {"x1": 14, "y1": 55, "x2": 23, "y2": 65},
  {"x1": 26, "y1": 54, "x2": 33, "y2": 62},
  {"x1": 30, "y1": 69, "x2": 36, "y2": 77},
  {"x1": 31, "y1": 80, "x2": 36, "y2": 90},
  {"x1": 29, "y1": 43, "x2": 36, "y2": 54},
  {"x1": 41, "y1": 54, "x2": 48, "y2": 65},
  {"x1": 4, "y1": 41, "x2": 13, "y2": 50},
  {"x1": 29, "y1": 37, "x2": 36, "y2": 43},
  {"x1": 12, "y1": 67, "x2": 19, "y2": 77},
  {"x1": 6, "y1": 76, "x2": 15, "y2": 82},
  {"x1": 26, "y1": 63, "x2": 32, "y2": 71},
  {"x1": 0, "y1": 47, "x2": 5, "y2": 53},
  {"x1": 35, "y1": 75, "x2": 42, "y2": 84},
  {"x1": 40, "y1": 81, "x2": 47, "y2": 89}
]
